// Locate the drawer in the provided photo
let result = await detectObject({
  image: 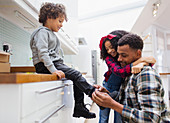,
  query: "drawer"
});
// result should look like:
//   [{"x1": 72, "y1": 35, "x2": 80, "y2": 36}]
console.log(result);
[
  {"x1": 21, "y1": 81, "x2": 64, "y2": 118},
  {"x1": 21, "y1": 101, "x2": 64, "y2": 123}
]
